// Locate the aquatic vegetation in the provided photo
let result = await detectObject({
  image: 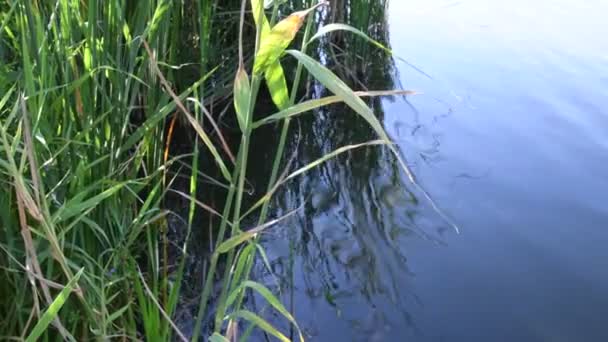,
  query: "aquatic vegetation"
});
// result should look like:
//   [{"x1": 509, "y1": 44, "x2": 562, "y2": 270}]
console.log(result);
[{"x1": 0, "y1": 0, "x2": 418, "y2": 340}]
